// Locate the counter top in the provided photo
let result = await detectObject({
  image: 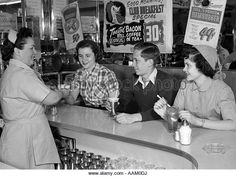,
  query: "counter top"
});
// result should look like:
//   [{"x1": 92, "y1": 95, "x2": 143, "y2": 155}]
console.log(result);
[{"x1": 48, "y1": 105, "x2": 236, "y2": 169}]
